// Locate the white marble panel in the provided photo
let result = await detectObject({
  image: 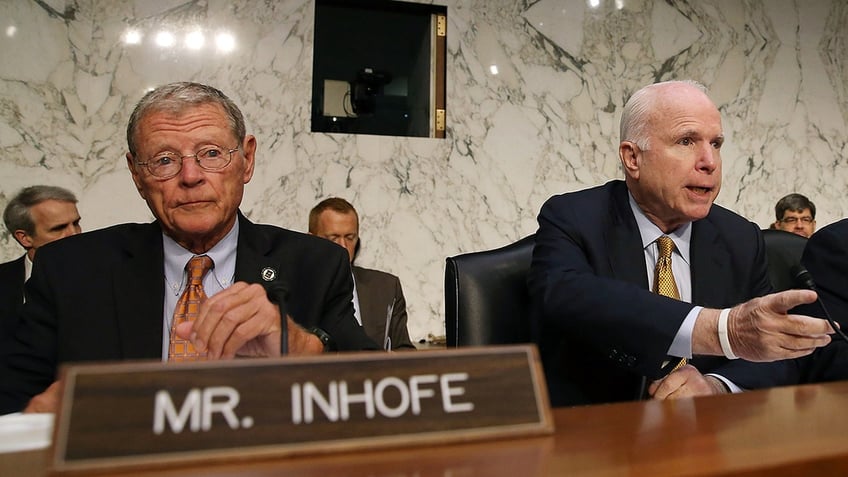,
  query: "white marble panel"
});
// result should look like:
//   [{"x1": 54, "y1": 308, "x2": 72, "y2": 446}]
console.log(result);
[{"x1": 0, "y1": 0, "x2": 846, "y2": 343}]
